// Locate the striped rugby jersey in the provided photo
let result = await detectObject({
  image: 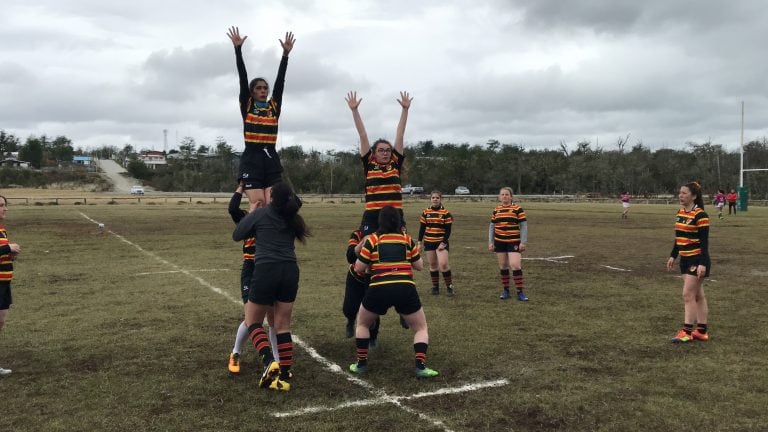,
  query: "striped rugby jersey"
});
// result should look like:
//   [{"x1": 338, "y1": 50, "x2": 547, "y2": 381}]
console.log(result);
[
  {"x1": 672, "y1": 206, "x2": 709, "y2": 258},
  {"x1": 0, "y1": 225, "x2": 13, "y2": 281},
  {"x1": 418, "y1": 206, "x2": 453, "y2": 243},
  {"x1": 491, "y1": 204, "x2": 527, "y2": 243},
  {"x1": 358, "y1": 232, "x2": 420, "y2": 287},
  {"x1": 361, "y1": 150, "x2": 404, "y2": 211}
]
